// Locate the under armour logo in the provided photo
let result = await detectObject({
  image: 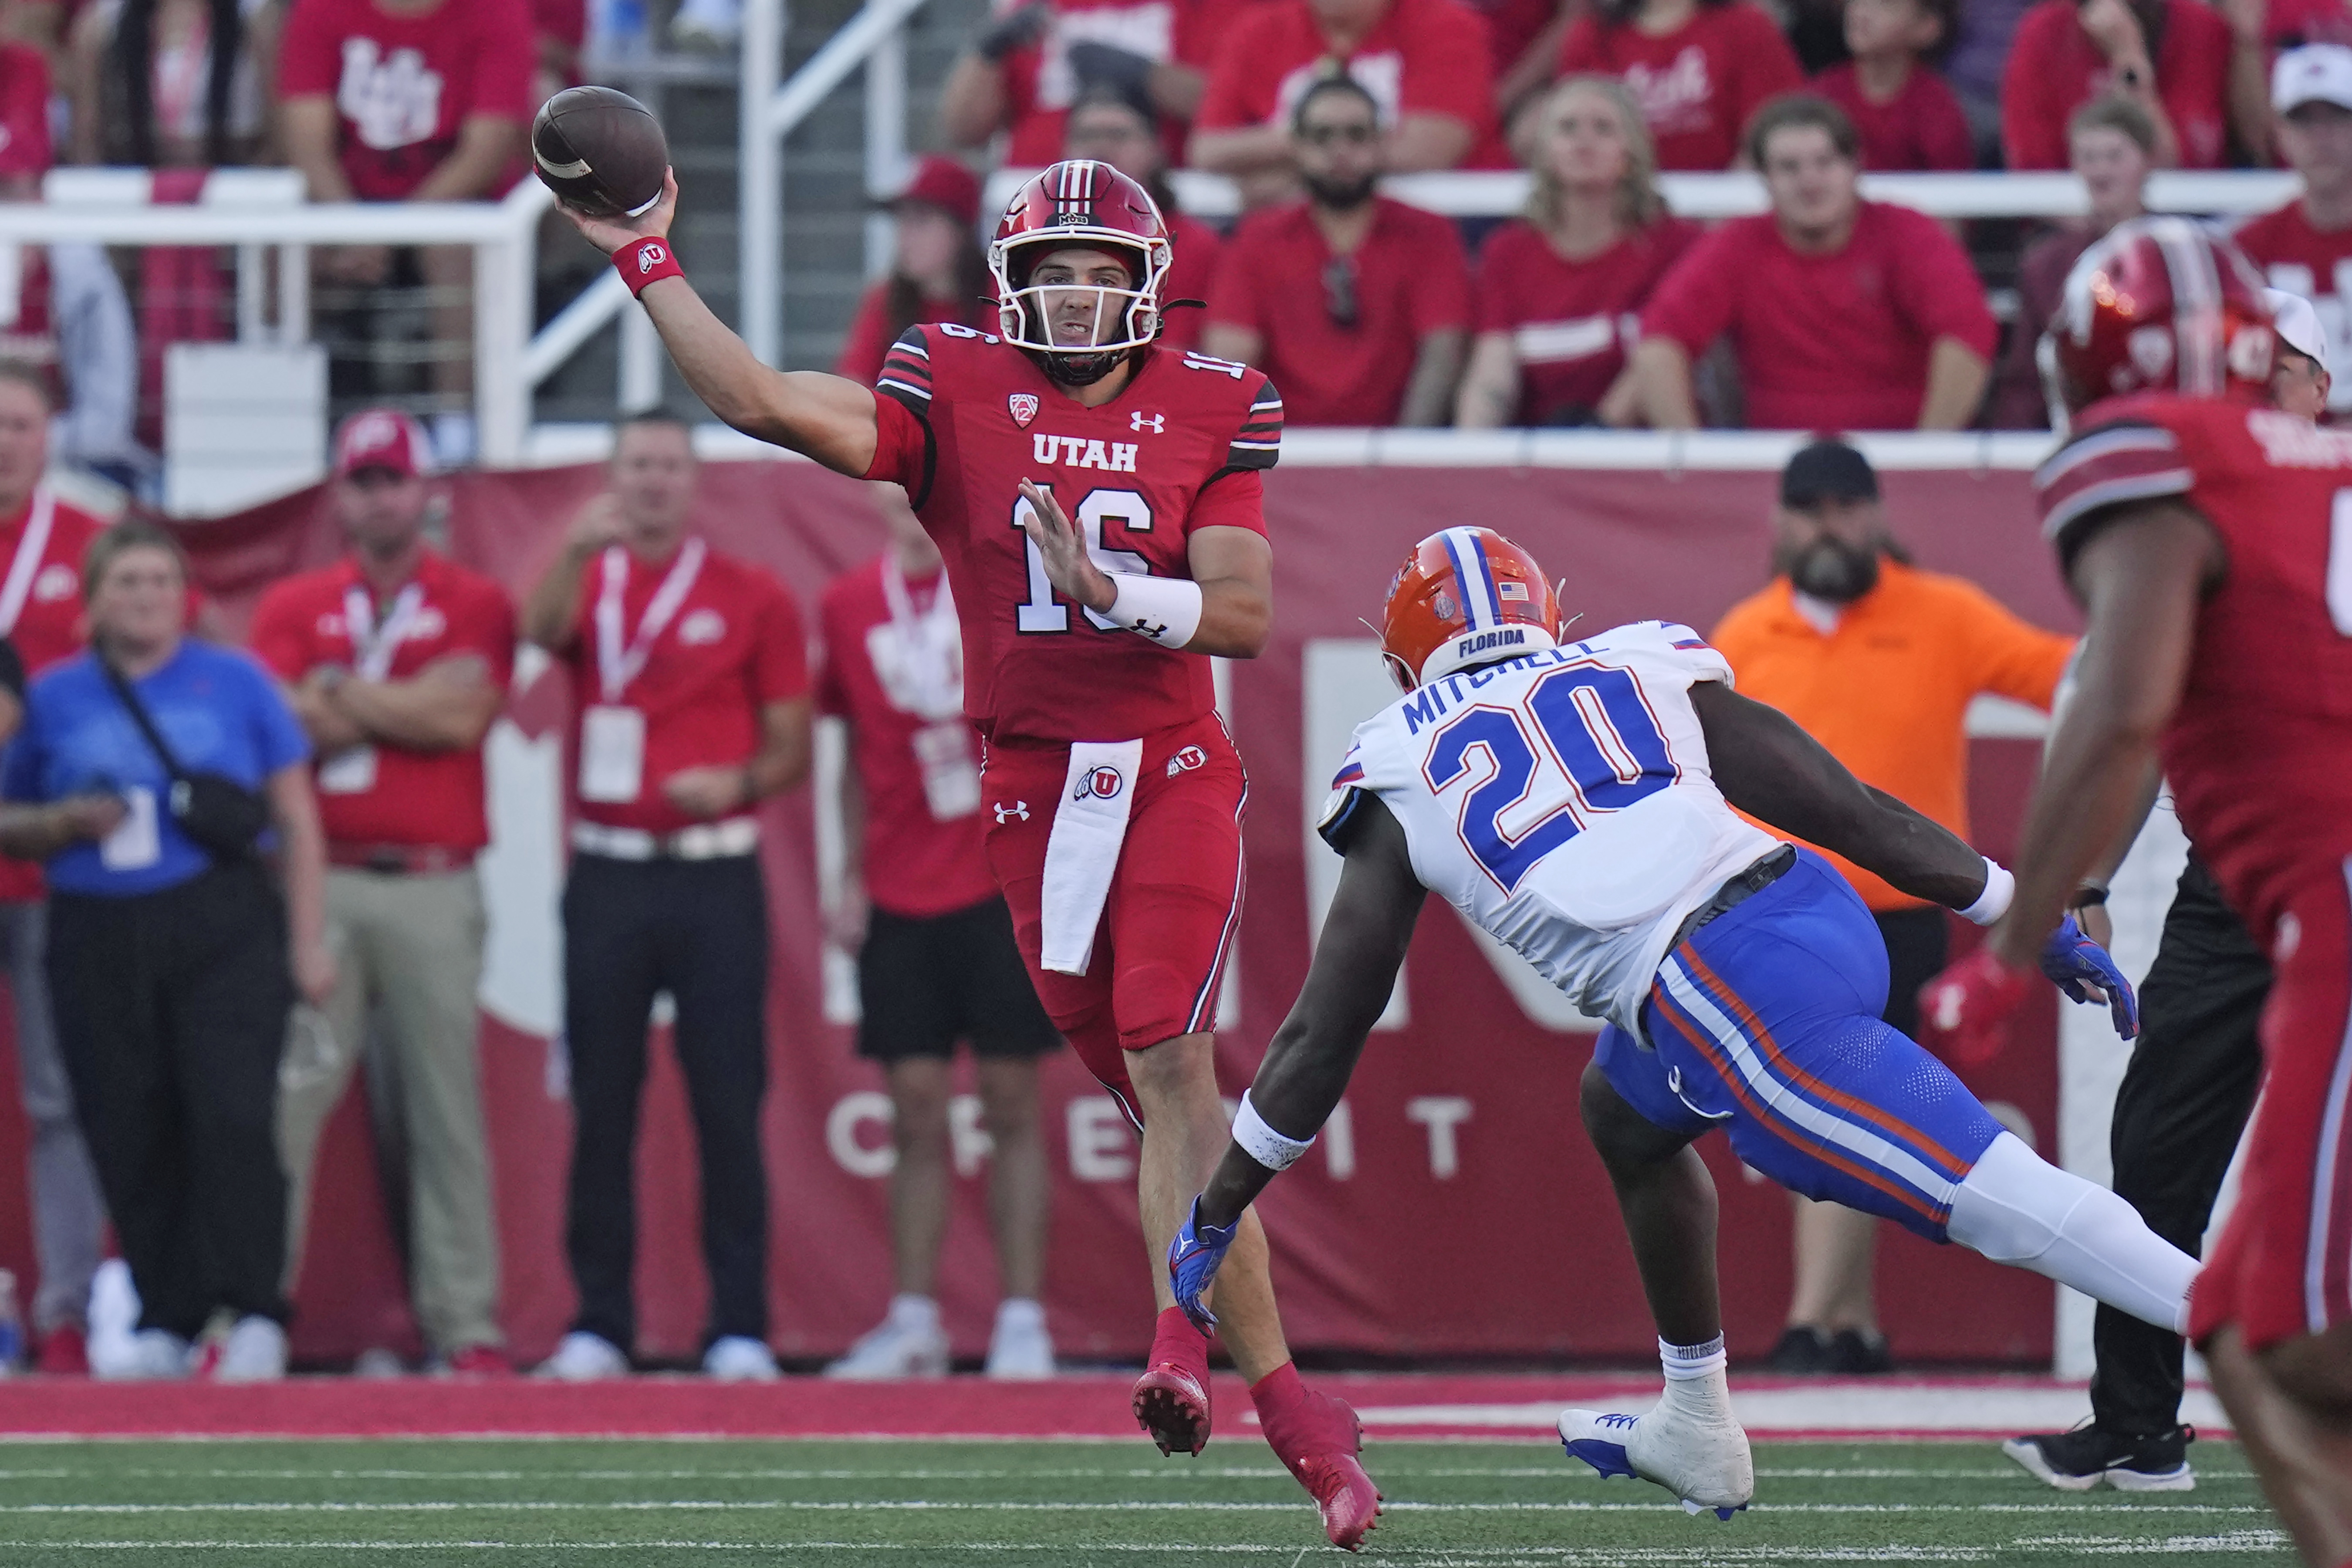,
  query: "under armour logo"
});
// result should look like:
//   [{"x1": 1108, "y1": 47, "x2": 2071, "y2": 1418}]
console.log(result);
[
  {"x1": 637, "y1": 243, "x2": 668, "y2": 273},
  {"x1": 993, "y1": 800, "x2": 1029, "y2": 823},
  {"x1": 1129, "y1": 617, "x2": 1170, "y2": 640},
  {"x1": 1131, "y1": 411, "x2": 1164, "y2": 433}
]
